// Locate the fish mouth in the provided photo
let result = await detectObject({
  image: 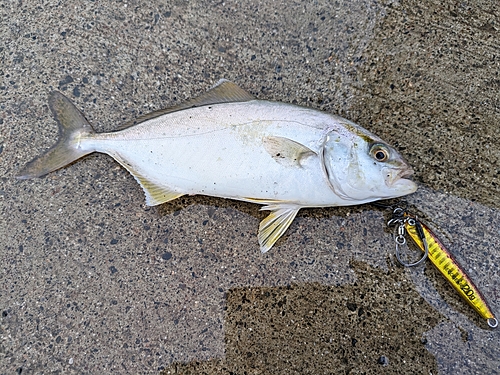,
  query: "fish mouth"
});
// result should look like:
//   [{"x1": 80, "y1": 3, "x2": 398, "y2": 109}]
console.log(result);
[
  {"x1": 385, "y1": 166, "x2": 417, "y2": 193},
  {"x1": 397, "y1": 167, "x2": 414, "y2": 180}
]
